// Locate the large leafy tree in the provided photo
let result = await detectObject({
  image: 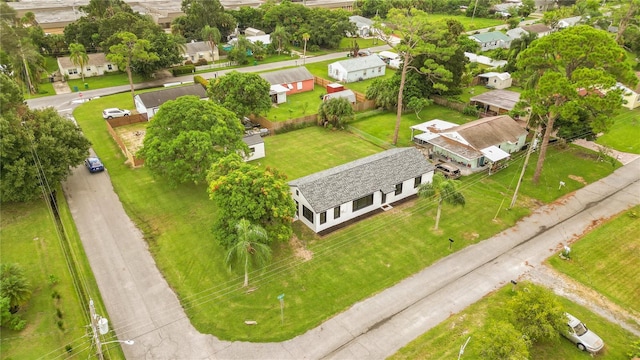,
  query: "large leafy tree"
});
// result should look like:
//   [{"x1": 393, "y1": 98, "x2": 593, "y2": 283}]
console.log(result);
[
  {"x1": 225, "y1": 219, "x2": 272, "y2": 287},
  {"x1": 201, "y1": 25, "x2": 221, "y2": 61},
  {"x1": 379, "y1": 9, "x2": 457, "y2": 145},
  {"x1": 171, "y1": 0, "x2": 235, "y2": 41},
  {"x1": 0, "y1": 74, "x2": 91, "y2": 203},
  {"x1": 208, "y1": 154, "x2": 296, "y2": 248},
  {"x1": 68, "y1": 43, "x2": 89, "y2": 82},
  {"x1": 0, "y1": 264, "x2": 31, "y2": 313},
  {"x1": 1, "y1": 296, "x2": 26, "y2": 331},
  {"x1": 139, "y1": 95, "x2": 246, "y2": 186},
  {"x1": 516, "y1": 26, "x2": 637, "y2": 183},
  {"x1": 418, "y1": 173, "x2": 465, "y2": 230},
  {"x1": 508, "y1": 283, "x2": 567, "y2": 343},
  {"x1": 478, "y1": 321, "x2": 531, "y2": 360},
  {"x1": 270, "y1": 25, "x2": 291, "y2": 55},
  {"x1": 106, "y1": 31, "x2": 159, "y2": 103},
  {"x1": 317, "y1": 97, "x2": 355, "y2": 129},
  {"x1": 208, "y1": 71, "x2": 272, "y2": 120}
]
